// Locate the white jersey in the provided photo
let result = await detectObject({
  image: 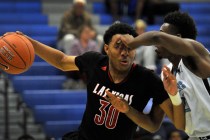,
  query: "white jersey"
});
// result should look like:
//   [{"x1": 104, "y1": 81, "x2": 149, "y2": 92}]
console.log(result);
[{"x1": 166, "y1": 60, "x2": 210, "y2": 138}]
